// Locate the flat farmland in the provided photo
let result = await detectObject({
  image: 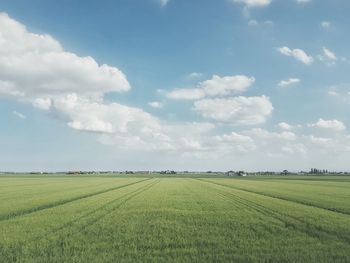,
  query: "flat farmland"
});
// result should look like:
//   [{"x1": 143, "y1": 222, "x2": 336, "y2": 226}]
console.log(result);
[{"x1": 0, "y1": 175, "x2": 349, "y2": 262}]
